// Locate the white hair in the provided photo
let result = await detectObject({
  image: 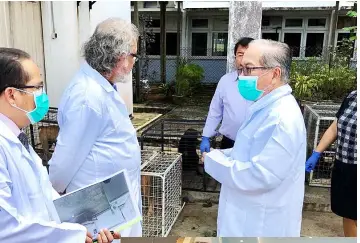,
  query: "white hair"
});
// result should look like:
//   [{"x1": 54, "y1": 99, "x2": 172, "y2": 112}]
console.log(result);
[
  {"x1": 83, "y1": 18, "x2": 139, "y2": 75},
  {"x1": 250, "y1": 39, "x2": 292, "y2": 83}
]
